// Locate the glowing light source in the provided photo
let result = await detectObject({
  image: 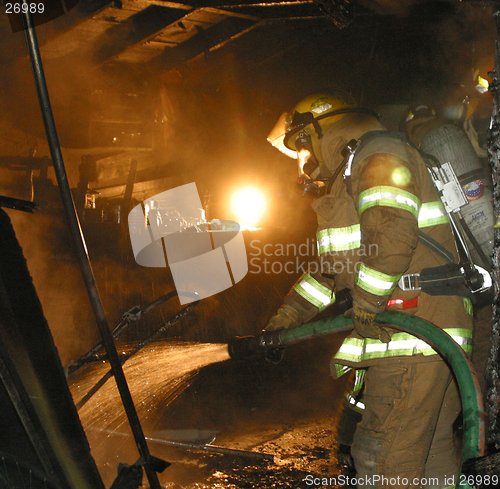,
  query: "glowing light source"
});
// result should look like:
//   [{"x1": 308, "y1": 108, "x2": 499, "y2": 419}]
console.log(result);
[{"x1": 231, "y1": 187, "x2": 266, "y2": 230}]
